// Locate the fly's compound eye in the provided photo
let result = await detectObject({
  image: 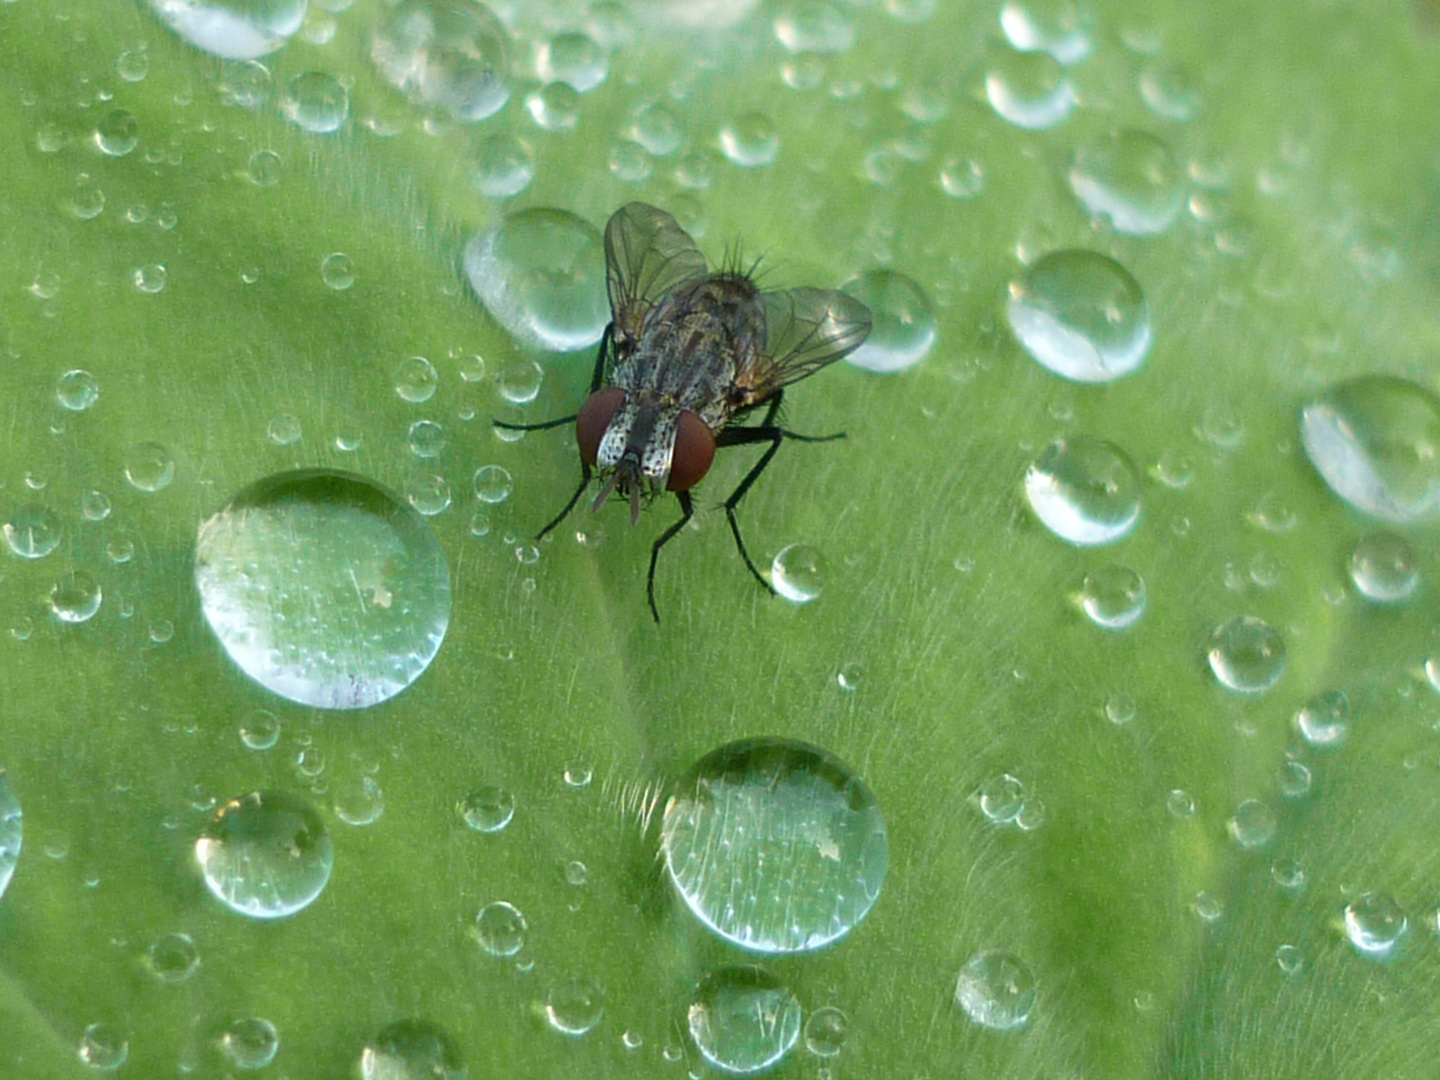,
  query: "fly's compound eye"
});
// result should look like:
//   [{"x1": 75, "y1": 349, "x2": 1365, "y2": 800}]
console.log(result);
[
  {"x1": 666, "y1": 410, "x2": 716, "y2": 492},
  {"x1": 577, "y1": 387, "x2": 627, "y2": 466}
]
